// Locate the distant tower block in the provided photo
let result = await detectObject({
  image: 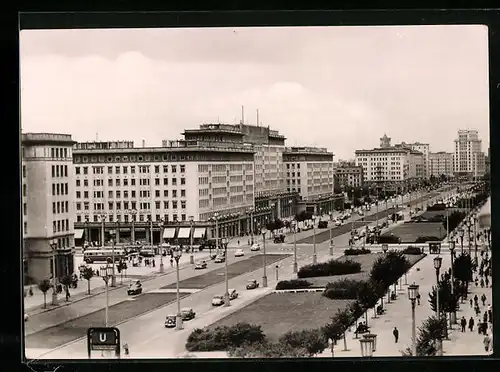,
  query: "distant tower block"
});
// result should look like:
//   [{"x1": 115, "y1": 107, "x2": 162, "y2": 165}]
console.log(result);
[{"x1": 380, "y1": 133, "x2": 391, "y2": 148}]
